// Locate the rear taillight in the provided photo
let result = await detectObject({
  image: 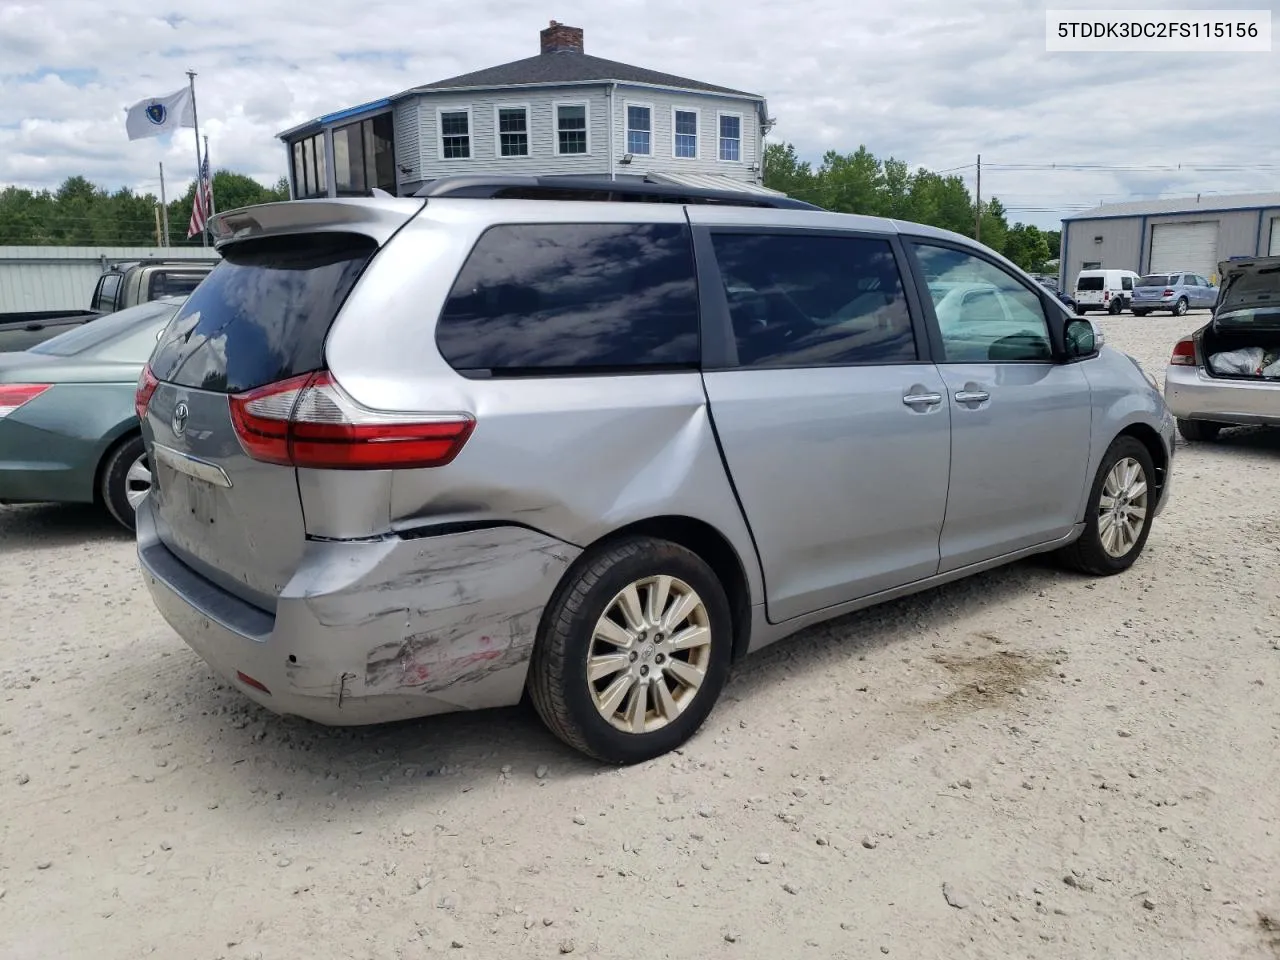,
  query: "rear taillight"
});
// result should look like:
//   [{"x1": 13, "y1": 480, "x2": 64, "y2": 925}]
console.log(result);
[
  {"x1": 1103, "y1": 290, "x2": 1111, "y2": 300},
  {"x1": 228, "y1": 371, "x2": 475, "y2": 470},
  {"x1": 135, "y1": 364, "x2": 159, "y2": 421},
  {"x1": 0, "y1": 383, "x2": 52, "y2": 418},
  {"x1": 1170, "y1": 338, "x2": 1197, "y2": 366},
  {"x1": 1163, "y1": 289, "x2": 1175, "y2": 297}
]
